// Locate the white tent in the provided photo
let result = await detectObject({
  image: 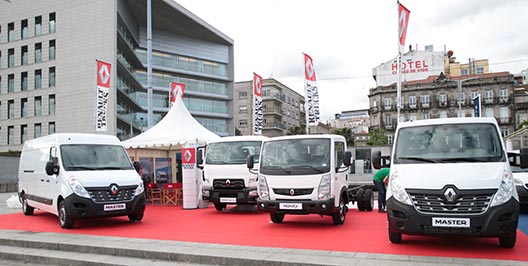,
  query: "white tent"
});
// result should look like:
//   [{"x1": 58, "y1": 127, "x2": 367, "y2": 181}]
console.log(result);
[{"x1": 122, "y1": 91, "x2": 220, "y2": 149}]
